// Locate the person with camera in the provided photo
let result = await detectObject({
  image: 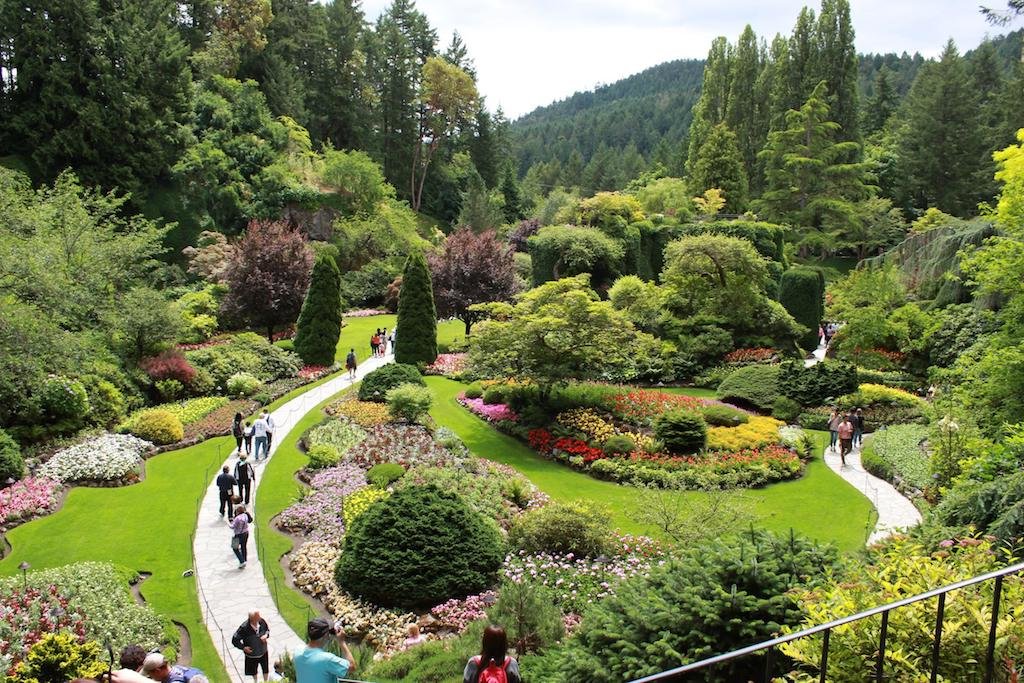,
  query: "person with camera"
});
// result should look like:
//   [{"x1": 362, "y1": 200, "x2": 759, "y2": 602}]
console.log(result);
[{"x1": 293, "y1": 618, "x2": 355, "y2": 682}]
